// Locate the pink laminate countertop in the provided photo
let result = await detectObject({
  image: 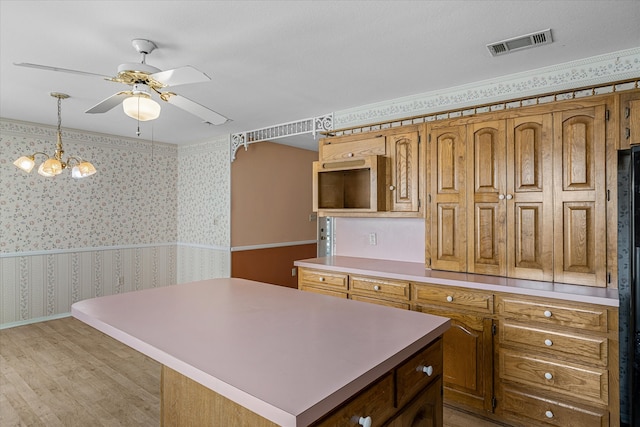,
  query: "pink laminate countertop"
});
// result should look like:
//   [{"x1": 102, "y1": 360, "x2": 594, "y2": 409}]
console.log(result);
[
  {"x1": 71, "y1": 278, "x2": 450, "y2": 427},
  {"x1": 294, "y1": 256, "x2": 619, "y2": 307}
]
